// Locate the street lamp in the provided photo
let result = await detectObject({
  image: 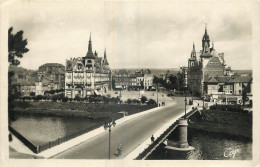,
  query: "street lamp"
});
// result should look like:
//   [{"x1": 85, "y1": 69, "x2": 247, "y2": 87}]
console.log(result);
[
  {"x1": 103, "y1": 120, "x2": 116, "y2": 159},
  {"x1": 184, "y1": 92, "x2": 187, "y2": 119}
]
